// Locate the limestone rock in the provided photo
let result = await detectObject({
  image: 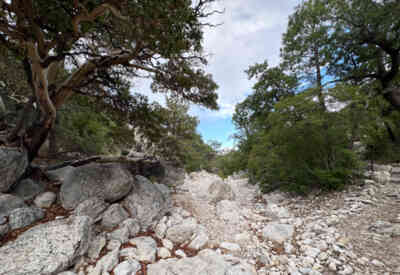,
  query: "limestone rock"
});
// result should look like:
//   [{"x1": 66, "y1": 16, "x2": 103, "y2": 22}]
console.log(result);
[
  {"x1": 121, "y1": 218, "x2": 141, "y2": 238},
  {"x1": 175, "y1": 249, "x2": 187, "y2": 258},
  {"x1": 46, "y1": 166, "x2": 75, "y2": 185},
  {"x1": 0, "y1": 215, "x2": 91, "y2": 275},
  {"x1": 114, "y1": 259, "x2": 141, "y2": 275},
  {"x1": 369, "y1": 220, "x2": 400, "y2": 237},
  {"x1": 208, "y1": 179, "x2": 236, "y2": 203},
  {"x1": 108, "y1": 224, "x2": 130, "y2": 243},
  {"x1": 160, "y1": 163, "x2": 185, "y2": 187},
  {"x1": 162, "y1": 239, "x2": 174, "y2": 250},
  {"x1": 262, "y1": 222, "x2": 295, "y2": 243},
  {"x1": 89, "y1": 248, "x2": 119, "y2": 275},
  {"x1": 87, "y1": 234, "x2": 107, "y2": 261},
  {"x1": 60, "y1": 163, "x2": 133, "y2": 209},
  {"x1": 262, "y1": 192, "x2": 286, "y2": 204},
  {"x1": 165, "y1": 217, "x2": 198, "y2": 245},
  {"x1": 101, "y1": 203, "x2": 130, "y2": 230},
  {"x1": 220, "y1": 242, "x2": 241, "y2": 252},
  {"x1": 188, "y1": 225, "x2": 209, "y2": 250},
  {"x1": 130, "y1": 237, "x2": 157, "y2": 262},
  {"x1": 147, "y1": 249, "x2": 256, "y2": 275},
  {"x1": 157, "y1": 247, "x2": 171, "y2": 259},
  {"x1": 0, "y1": 147, "x2": 29, "y2": 192},
  {"x1": 154, "y1": 183, "x2": 171, "y2": 198},
  {"x1": 155, "y1": 216, "x2": 168, "y2": 239},
  {"x1": 216, "y1": 200, "x2": 242, "y2": 224},
  {"x1": 8, "y1": 207, "x2": 45, "y2": 230},
  {"x1": 73, "y1": 197, "x2": 109, "y2": 224},
  {"x1": 122, "y1": 175, "x2": 170, "y2": 230},
  {"x1": 107, "y1": 239, "x2": 121, "y2": 251},
  {"x1": 226, "y1": 263, "x2": 257, "y2": 275},
  {"x1": 373, "y1": 164, "x2": 392, "y2": 173},
  {"x1": 120, "y1": 236, "x2": 157, "y2": 263},
  {"x1": 34, "y1": 191, "x2": 56, "y2": 208},
  {"x1": 371, "y1": 170, "x2": 391, "y2": 185},
  {"x1": 0, "y1": 194, "x2": 26, "y2": 217},
  {"x1": 10, "y1": 179, "x2": 46, "y2": 201},
  {"x1": 265, "y1": 203, "x2": 292, "y2": 219},
  {"x1": 0, "y1": 223, "x2": 10, "y2": 237}
]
